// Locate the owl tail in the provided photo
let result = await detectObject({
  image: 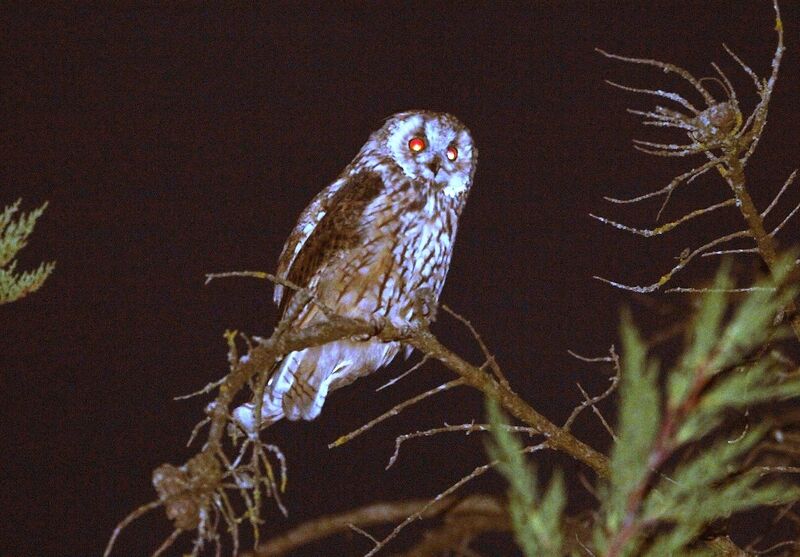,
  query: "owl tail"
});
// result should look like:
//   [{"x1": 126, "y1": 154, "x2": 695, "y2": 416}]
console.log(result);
[
  {"x1": 232, "y1": 339, "x2": 399, "y2": 433},
  {"x1": 232, "y1": 347, "x2": 348, "y2": 432}
]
